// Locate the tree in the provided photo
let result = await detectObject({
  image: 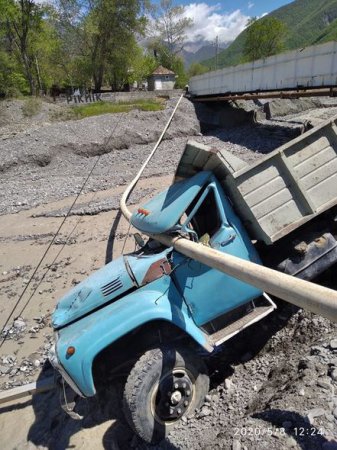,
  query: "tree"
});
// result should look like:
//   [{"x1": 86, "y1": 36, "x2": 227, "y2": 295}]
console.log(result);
[
  {"x1": 188, "y1": 62, "x2": 209, "y2": 78},
  {"x1": 243, "y1": 16, "x2": 288, "y2": 62},
  {"x1": 151, "y1": 0, "x2": 192, "y2": 55},
  {"x1": 2, "y1": 0, "x2": 44, "y2": 94},
  {"x1": 55, "y1": 0, "x2": 147, "y2": 91},
  {"x1": 146, "y1": 1, "x2": 192, "y2": 89}
]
